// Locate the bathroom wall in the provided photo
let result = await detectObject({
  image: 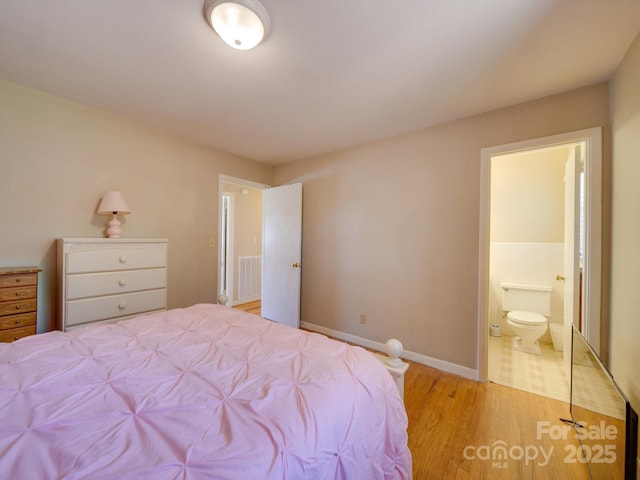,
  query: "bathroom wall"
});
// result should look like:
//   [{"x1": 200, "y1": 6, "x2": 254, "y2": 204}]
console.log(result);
[{"x1": 489, "y1": 146, "x2": 570, "y2": 341}]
